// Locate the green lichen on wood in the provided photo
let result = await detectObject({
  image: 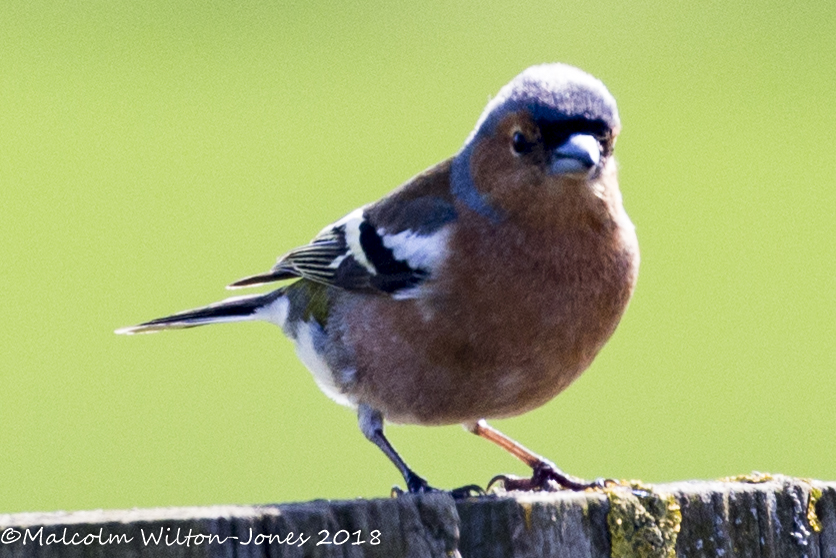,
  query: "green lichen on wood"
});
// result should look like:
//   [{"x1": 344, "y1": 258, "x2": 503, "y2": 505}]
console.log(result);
[
  {"x1": 720, "y1": 471, "x2": 774, "y2": 483},
  {"x1": 807, "y1": 485, "x2": 823, "y2": 533},
  {"x1": 721, "y1": 473, "x2": 823, "y2": 534},
  {"x1": 606, "y1": 483, "x2": 681, "y2": 558}
]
